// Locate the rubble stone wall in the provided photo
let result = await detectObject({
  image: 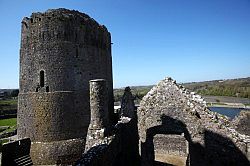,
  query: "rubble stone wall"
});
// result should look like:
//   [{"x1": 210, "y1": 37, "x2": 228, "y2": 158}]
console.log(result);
[
  {"x1": 138, "y1": 77, "x2": 250, "y2": 166},
  {"x1": 75, "y1": 118, "x2": 139, "y2": 166},
  {"x1": 153, "y1": 134, "x2": 188, "y2": 157},
  {"x1": 76, "y1": 87, "x2": 140, "y2": 166},
  {"x1": 18, "y1": 91, "x2": 82, "y2": 141},
  {"x1": 232, "y1": 111, "x2": 250, "y2": 136}
]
